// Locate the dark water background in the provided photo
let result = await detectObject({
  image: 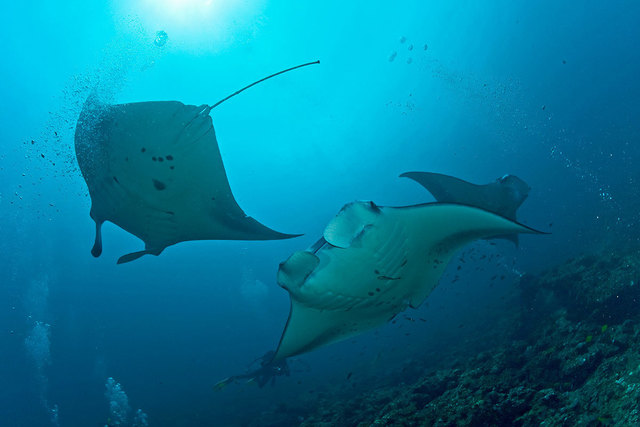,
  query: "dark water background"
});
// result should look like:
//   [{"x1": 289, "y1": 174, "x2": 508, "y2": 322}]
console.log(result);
[{"x1": 1, "y1": 1, "x2": 639, "y2": 425}]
